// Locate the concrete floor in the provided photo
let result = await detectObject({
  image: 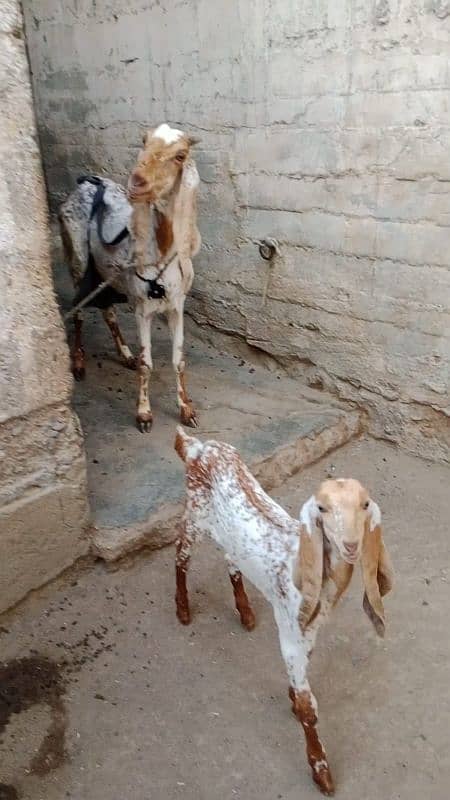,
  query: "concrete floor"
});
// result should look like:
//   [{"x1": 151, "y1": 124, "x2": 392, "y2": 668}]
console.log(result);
[
  {"x1": 53, "y1": 260, "x2": 356, "y2": 554},
  {"x1": 1, "y1": 437, "x2": 449, "y2": 799}
]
